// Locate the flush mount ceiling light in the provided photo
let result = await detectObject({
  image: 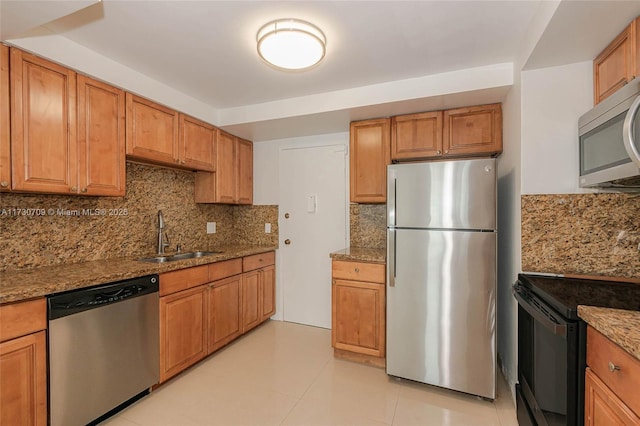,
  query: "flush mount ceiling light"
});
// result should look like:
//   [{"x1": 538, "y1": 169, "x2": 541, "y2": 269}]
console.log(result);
[{"x1": 256, "y1": 19, "x2": 326, "y2": 71}]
